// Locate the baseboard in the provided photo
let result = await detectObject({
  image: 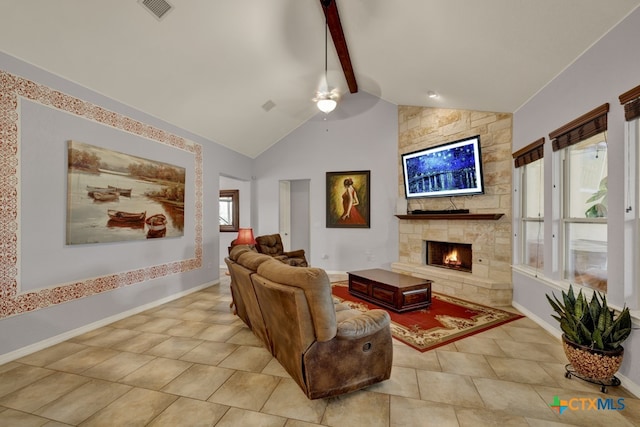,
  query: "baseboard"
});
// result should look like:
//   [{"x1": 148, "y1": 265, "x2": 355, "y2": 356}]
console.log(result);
[
  {"x1": 511, "y1": 301, "x2": 562, "y2": 339},
  {"x1": 616, "y1": 372, "x2": 640, "y2": 398},
  {"x1": 512, "y1": 301, "x2": 640, "y2": 398},
  {"x1": 0, "y1": 280, "x2": 218, "y2": 366}
]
